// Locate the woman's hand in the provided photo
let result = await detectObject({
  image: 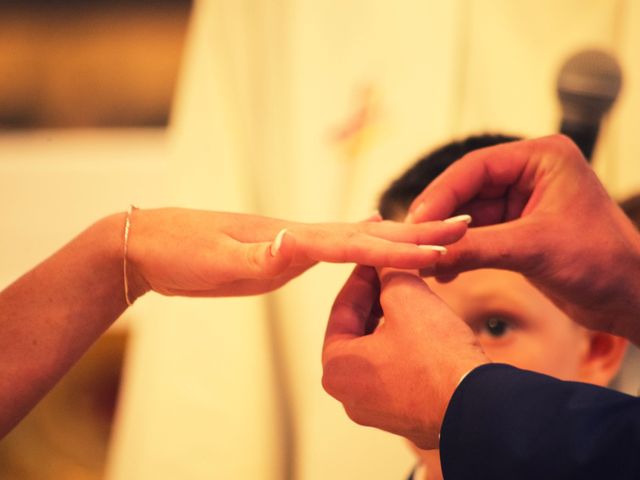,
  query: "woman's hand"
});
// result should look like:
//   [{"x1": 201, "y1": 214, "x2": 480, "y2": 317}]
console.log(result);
[
  {"x1": 126, "y1": 208, "x2": 469, "y2": 299},
  {"x1": 0, "y1": 206, "x2": 467, "y2": 437}
]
